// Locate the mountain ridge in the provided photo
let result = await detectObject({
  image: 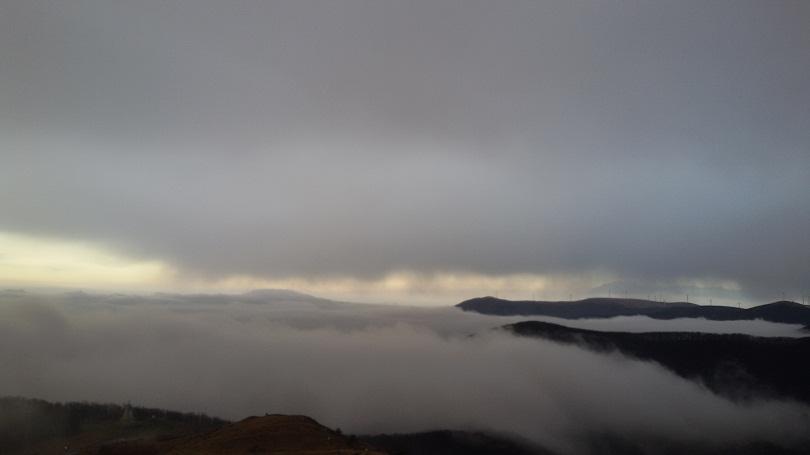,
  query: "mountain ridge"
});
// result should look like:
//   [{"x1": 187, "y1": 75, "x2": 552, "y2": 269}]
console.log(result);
[{"x1": 457, "y1": 296, "x2": 810, "y2": 325}]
